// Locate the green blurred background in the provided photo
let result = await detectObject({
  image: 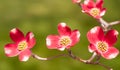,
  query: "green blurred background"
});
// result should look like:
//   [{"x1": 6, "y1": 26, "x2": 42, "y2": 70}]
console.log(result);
[{"x1": 0, "y1": 0, "x2": 120, "y2": 70}]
